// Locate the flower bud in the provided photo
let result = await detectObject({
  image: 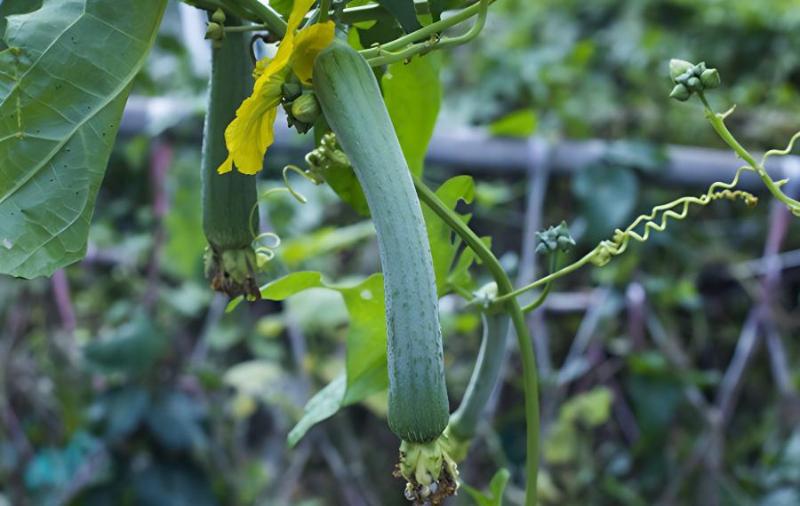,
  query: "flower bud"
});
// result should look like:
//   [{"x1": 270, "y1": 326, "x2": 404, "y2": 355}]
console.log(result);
[
  {"x1": 700, "y1": 68, "x2": 721, "y2": 89},
  {"x1": 211, "y1": 8, "x2": 226, "y2": 24},
  {"x1": 669, "y1": 59, "x2": 694, "y2": 82},
  {"x1": 686, "y1": 76, "x2": 702, "y2": 92},
  {"x1": 693, "y1": 61, "x2": 707, "y2": 75},
  {"x1": 291, "y1": 93, "x2": 321, "y2": 124},
  {"x1": 281, "y1": 82, "x2": 302, "y2": 101},
  {"x1": 669, "y1": 83, "x2": 691, "y2": 101},
  {"x1": 204, "y1": 21, "x2": 224, "y2": 42}
]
